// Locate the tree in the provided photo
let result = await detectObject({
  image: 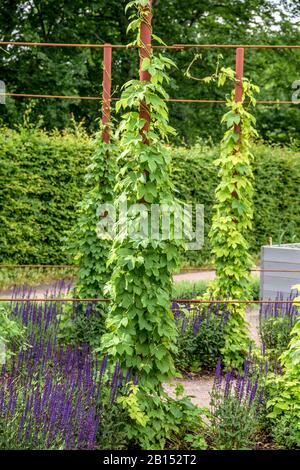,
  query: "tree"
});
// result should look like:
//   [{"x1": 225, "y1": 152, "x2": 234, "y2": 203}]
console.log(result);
[{"x1": 0, "y1": 1, "x2": 299, "y2": 145}]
